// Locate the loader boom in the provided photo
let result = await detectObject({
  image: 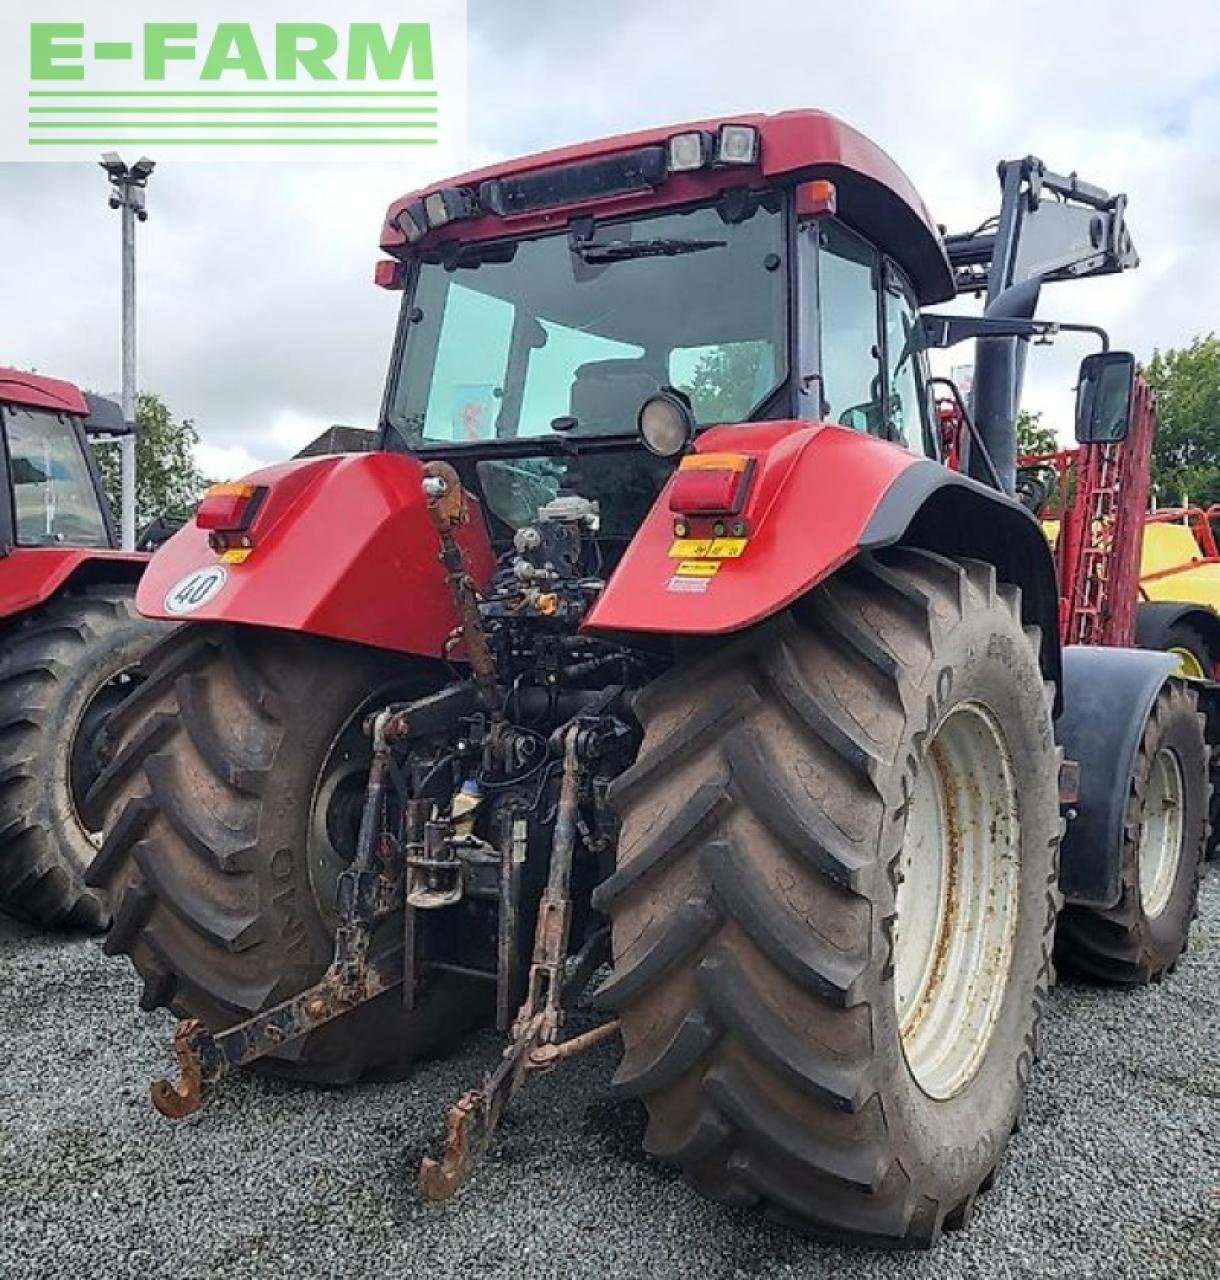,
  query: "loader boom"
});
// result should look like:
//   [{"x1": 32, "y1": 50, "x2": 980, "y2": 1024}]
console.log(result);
[{"x1": 937, "y1": 158, "x2": 1139, "y2": 492}]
